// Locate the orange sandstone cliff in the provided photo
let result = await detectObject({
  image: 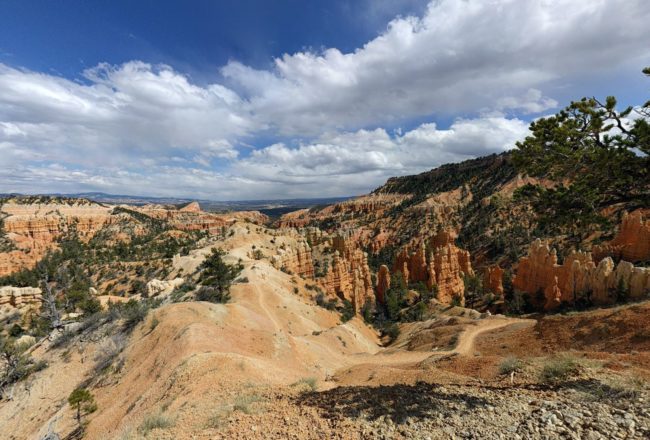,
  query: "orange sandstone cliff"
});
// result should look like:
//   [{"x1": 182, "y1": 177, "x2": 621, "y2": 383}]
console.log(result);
[
  {"x1": 592, "y1": 210, "x2": 650, "y2": 263},
  {"x1": 319, "y1": 232, "x2": 375, "y2": 313},
  {"x1": 513, "y1": 239, "x2": 650, "y2": 311},
  {"x1": 391, "y1": 230, "x2": 473, "y2": 306}
]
